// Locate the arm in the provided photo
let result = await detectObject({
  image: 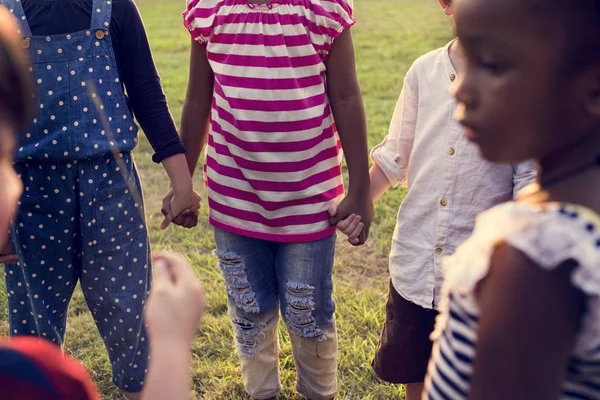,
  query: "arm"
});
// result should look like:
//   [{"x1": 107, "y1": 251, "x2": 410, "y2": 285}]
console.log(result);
[
  {"x1": 326, "y1": 29, "x2": 369, "y2": 197},
  {"x1": 159, "y1": 41, "x2": 212, "y2": 228},
  {"x1": 512, "y1": 160, "x2": 538, "y2": 198},
  {"x1": 326, "y1": 29, "x2": 373, "y2": 245},
  {"x1": 143, "y1": 341, "x2": 191, "y2": 400},
  {"x1": 117, "y1": 0, "x2": 186, "y2": 165},
  {"x1": 369, "y1": 75, "x2": 419, "y2": 202},
  {"x1": 470, "y1": 243, "x2": 584, "y2": 400},
  {"x1": 143, "y1": 253, "x2": 205, "y2": 400},
  {"x1": 334, "y1": 69, "x2": 419, "y2": 243},
  {"x1": 180, "y1": 40, "x2": 214, "y2": 177},
  {"x1": 116, "y1": 1, "x2": 200, "y2": 226}
]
